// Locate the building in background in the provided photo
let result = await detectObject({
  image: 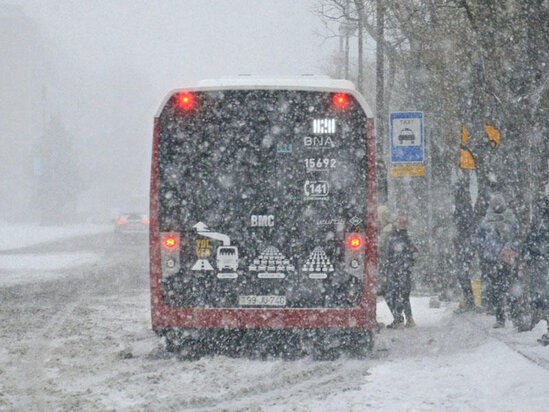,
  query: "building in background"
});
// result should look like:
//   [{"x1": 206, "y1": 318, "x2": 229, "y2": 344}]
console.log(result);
[{"x1": 0, "y1": 4, "x2": 47, "y2": 222}]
